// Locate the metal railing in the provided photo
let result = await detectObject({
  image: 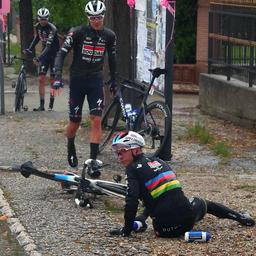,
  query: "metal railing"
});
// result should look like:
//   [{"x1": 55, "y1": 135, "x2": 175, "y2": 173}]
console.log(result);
[{"x1": 208, "y1": 3, "x2": 256, "y2": 87}]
